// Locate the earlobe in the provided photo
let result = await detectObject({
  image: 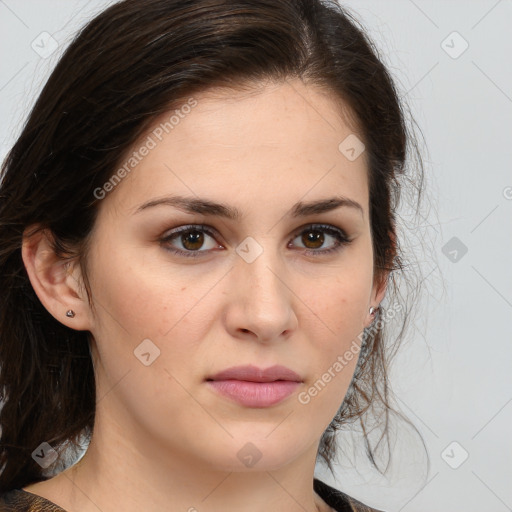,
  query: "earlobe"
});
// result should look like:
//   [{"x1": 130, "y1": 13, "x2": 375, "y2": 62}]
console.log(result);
[
  {"x1": 367, "y1": 272, "x2": 389, "y2": 327},
  {"x1": 21, "y1": 226, "x2": 91, "y2": 330}
]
